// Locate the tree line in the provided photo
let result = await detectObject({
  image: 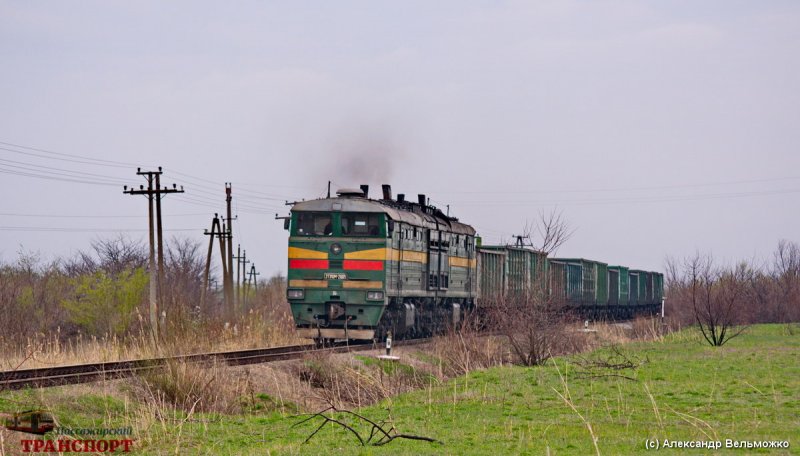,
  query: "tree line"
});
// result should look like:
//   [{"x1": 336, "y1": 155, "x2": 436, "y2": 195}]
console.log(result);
[
  {"x1": 0, "y1": 236, "x2": 291, "y2": 355},
  {"x1": 664, "y1": 240, "x2": 800, "y2": 345}
]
